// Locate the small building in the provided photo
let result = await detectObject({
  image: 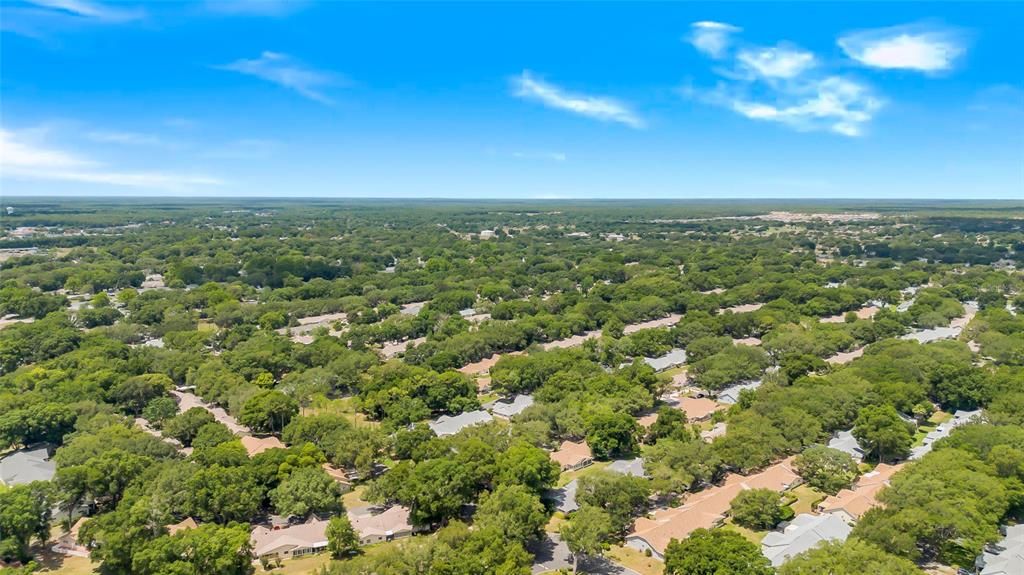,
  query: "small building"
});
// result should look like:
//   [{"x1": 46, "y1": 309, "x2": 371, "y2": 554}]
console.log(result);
[
  {"x1": 428, "y1": 410, "x2": 493, "y2": 437},
  {"x1": 642, "y1": 349, "x2": 687, "y2": 372},
  {"x1": 761, "y1": 513, "x2": 852, "y2": 567},
  {"x1": 348, "y1": 506, "x2": 415, "y2": 545},
  {"x1": 52, "y1": 517, "x2": 89, "y2": 557},
  {"x1": 827, "y1": 429, "x2": 865, "y2": 461},
  {"x1": 818, "y1": 463, "x2": 902, "y2": 523},
  {"x1": 486, "y1": 394, "x2": 534, "y2": 419},
  {"x1": 548, "y1": 479, "x2": 579, "y2": 513},
  {"x1": 321, "y1": 463, "x2": 354, "y2": 492},
  {"x1": 166, "y1": 517, "x2": 199, "y2": 536},
  {"x1": 676, "y1": 397, "x2": 722, "y2": 422},
  {"x1": 479, "y1": 230, "x2": 496, "y2": 240},
  {"x1": 250, "y1": 518, "x2": 329, "y2": 560},
  {"x1": 0, "y1": 445, "x2": 55, "y2": 486},
  {"x1": 550, "y1": 440, "x2": 593, "y2": 472},
  {"x1": 241, "y1": 436, "x2": 286, "y2": 458},
  {"x1": 978, "y1": 524, "x2": 1024, "y2": 575},
  {"x1": 716, "y1": 380, "x2": 763, "y2": 405}
]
